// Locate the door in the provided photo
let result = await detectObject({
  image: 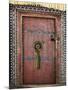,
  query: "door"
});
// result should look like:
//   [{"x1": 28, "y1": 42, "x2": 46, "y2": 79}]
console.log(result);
[{"x1": 23, "y1": 17, "x2": 56, "y2": 84}]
